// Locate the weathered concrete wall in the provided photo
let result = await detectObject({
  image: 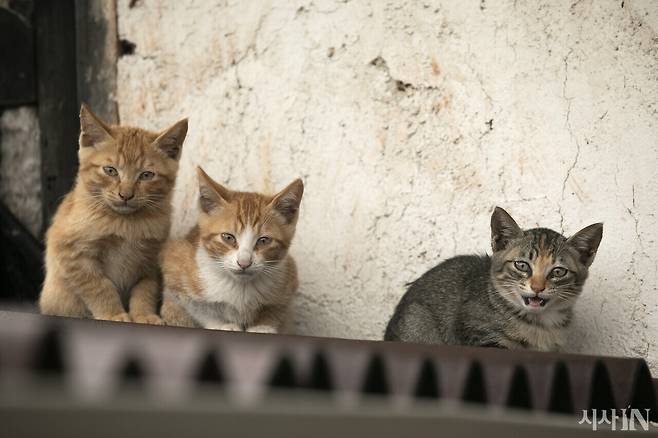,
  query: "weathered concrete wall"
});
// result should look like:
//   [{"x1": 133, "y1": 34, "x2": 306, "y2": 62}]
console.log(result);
[
  {"x1": 117, "y1": 1, "x2": 658, "y2": 372},
  {"x1": 0, "y1": 107, "x2": 41, "y2": 237}
]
